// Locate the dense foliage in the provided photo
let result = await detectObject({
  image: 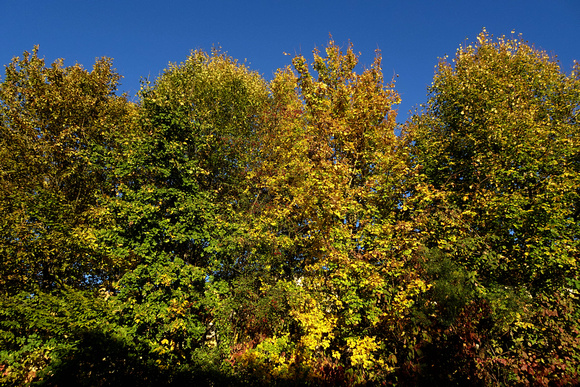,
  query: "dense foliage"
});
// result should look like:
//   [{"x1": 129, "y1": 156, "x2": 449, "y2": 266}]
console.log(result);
[{"x1": 1, "y1": 31, "x2": 579, "y2": 386}]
